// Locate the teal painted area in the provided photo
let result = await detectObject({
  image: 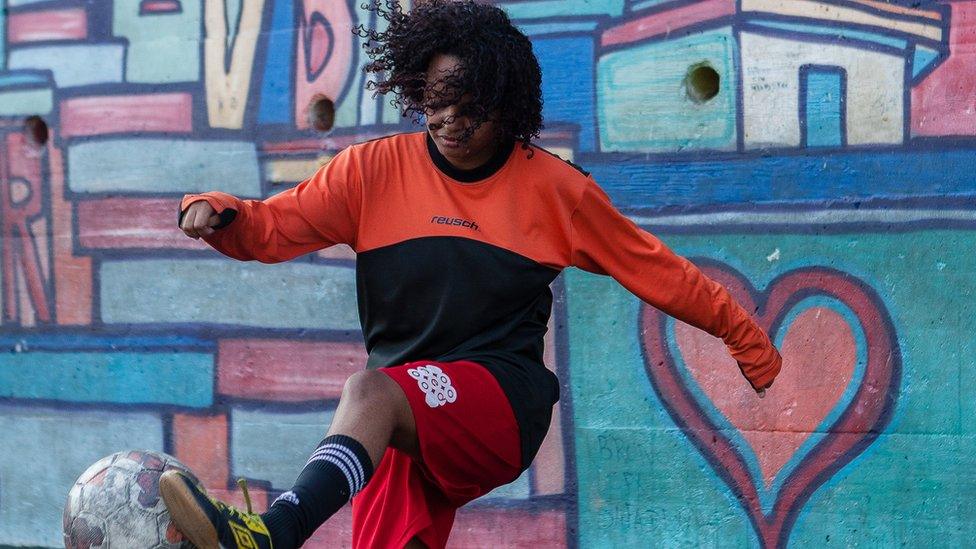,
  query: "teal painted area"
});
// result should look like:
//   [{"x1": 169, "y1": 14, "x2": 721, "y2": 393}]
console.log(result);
[
  {"x1": 67, "y1": 139, "x2": 261, "y2": 195},
  {"x1": 0, "y1": 405, "x2": 163, "y2": 547},
  {"x1": 630, "y1": 0, "x2": 676, "y2": 12},
  {"x1": 518, "y1": 21, "x2": 599, "y2": 36},
  {"x1": 113, "y1": 0, "x2": 202, "y2": 83},
  {"x1": 232, "y1": 408, "x2": 336, "y2": 489},
  {"x1": 0, "y1": 88, "x2": 53, "y2": 116},
  {"x1": 913, "y1": 45, "x2": 941, "y2": 78},
  {"x1": 569, "y1": 229, "x2": 976, "y2": 546},
  {"x1": 100, "y1": 259, "x2": 361, "y2": 330},
  {"x1": 498, "y1": 0, "x2": 625, "y2": 20},
  {"x1": 598, "y1": 28, "x2": 737, "y2": 152},
  {"x1": 804, "y1": 69, "x2": 844, "y2": 147},
  {"x1": 750, "y1": 20, "x2": 908, "y2": 50},
  {"x1": 0, "y1": 71, "x2": 50, "y2": 87},
  {"x1": 0, "y1": 351, "x2": 213, "y2": 406},
  {"x1": 8, "y1": 44, "x2": 124, "y2": 87}
]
